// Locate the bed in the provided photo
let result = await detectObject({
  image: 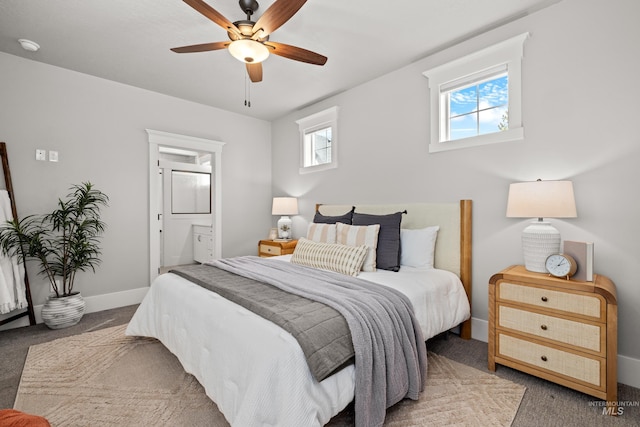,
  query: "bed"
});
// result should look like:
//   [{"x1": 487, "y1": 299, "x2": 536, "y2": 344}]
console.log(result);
[{"x1": 126, "y1": 200, "x2": 472, "y2": 427}]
